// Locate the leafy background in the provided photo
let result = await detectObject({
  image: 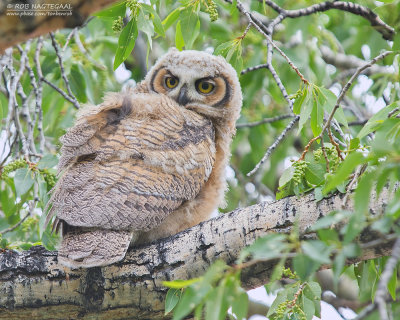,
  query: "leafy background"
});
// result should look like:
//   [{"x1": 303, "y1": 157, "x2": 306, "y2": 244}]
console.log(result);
[{"x1": 0, "y1": 0, "x2": 400, "y2": 319}]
